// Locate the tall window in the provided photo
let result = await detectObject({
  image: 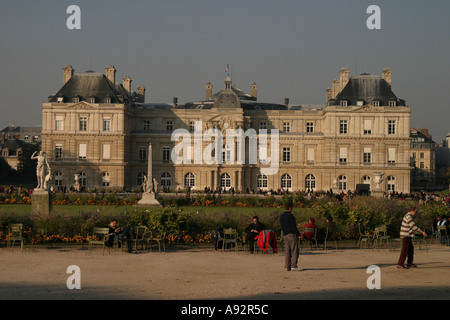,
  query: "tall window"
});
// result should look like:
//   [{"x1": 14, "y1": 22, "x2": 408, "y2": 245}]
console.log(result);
[
  {"x1": 55, "y1": 144, "x2": 63, "y2": 159},
  {"x1": 103, "y1": 117, "x2": 111, "y2": 132},
  {"x1": 137, "y1": 172, "x2": 146, "y2": 186},
  {"x1": 363, "y1": 148, "x2": 372, "y2": 164},
  {"x1": 283, "y1": 147, "x2": 291, "y2": 162},
  {"x1": 54, "y1": 171, "x2": 63, "y2": 186},
  {"x1": 222, "y1": 144, "x2": 232, "y2": 163},
  {"x1": 387, "y1": 176, "x2": 396, "y2": 192},
  {"x1": 143, "y1": 120, "x2": 151, "y2": 131},
  {"x1": 339, "y1": 120, "x2": 348, "y2": 134},
  {"x1": 55, "y1": 115, "x2": 64, "y2": 131},
  {"x1": 102, "y1": 144, "x2": 111, "y2": 160},
  {"x1": 283, "y1": 122, "x2": 291, "y2": 133},
  {"x1": 363, "y1": 119, "x2": 372, "y2": 135},
  {"x1": 78, "y1": 143, "x2": 87, "y2": 159},
  {"x1": 220, "y1": 173, "x2": 231, "y2": 188},
  {"x1": 257, "y1": 174, "x2": 268, "y2": 189},
  {"x1": 138, "y1": 147, "x2": 147, "y2": 161},
  {"x1": 101, "y1": 172, "x2": 110, "y2": 187},
  {"x1": 166, "y1": 120, "x2": 174, "y2": 131},
  {"x1": 281, "y1": 174, "x2": 292, "y2": 189},
  {"x1": 161, "y1": 172, "x2": 172, "y2": 187},
  {"x1": 163, "y1": 146, "x2": 170, "y2": 161},
  {"x1": 184, "y1": 172, "x2": 195, "y2": 188},
  {"x1": 79, "y1": 116, "x2": 87, "y2": 131},
  {"x1": 259, "y1": 122, "x2": 267, "y2": 130},
  {"x1": 338, "y1": 175, "x2": 347, "y2": 190},
  {"x1": 305, "y1": 174, "x2": 316, "y2": 190},
  {"x1": 77, "y1": 172, "x2": 87, "y2": 187},
  {"x1": 388, "y1": 120, "x2": 396, "y2": 135},
  {"x1": 306, "y1": 122, "x2": 314, "y2": 133},
  {"x1": 339, "y1": 147, "x2": 347, "y2": 163},
  {"x1": 388, "y1": 147, "x2": 396, "y2": 164}
]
